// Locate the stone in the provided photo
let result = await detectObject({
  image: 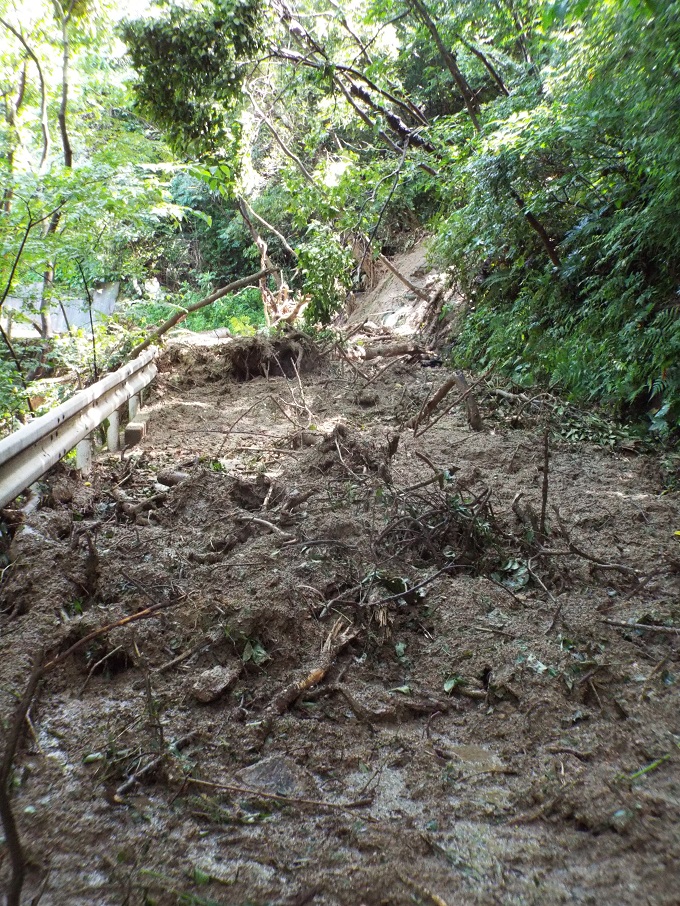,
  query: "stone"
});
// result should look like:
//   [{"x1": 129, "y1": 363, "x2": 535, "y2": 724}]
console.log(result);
[
  {"x1": 189, "y1": 664, "x2": 241, "y2": 704},
  {"x1": 124, "y1": 420, "x2": 147, "y2": 446},
  {"x1": 237, "y1": 755, "x2": 319, "y2": 797}
]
